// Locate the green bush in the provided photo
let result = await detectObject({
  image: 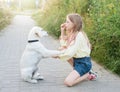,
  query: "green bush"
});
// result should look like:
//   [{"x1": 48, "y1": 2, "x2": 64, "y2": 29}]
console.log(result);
[
  {"x1": 87, "y1": 0, "x2": 120, "y2": 75},
  {"x1": 0, "y1": 8, "x2": 13, "y2": 30}
]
